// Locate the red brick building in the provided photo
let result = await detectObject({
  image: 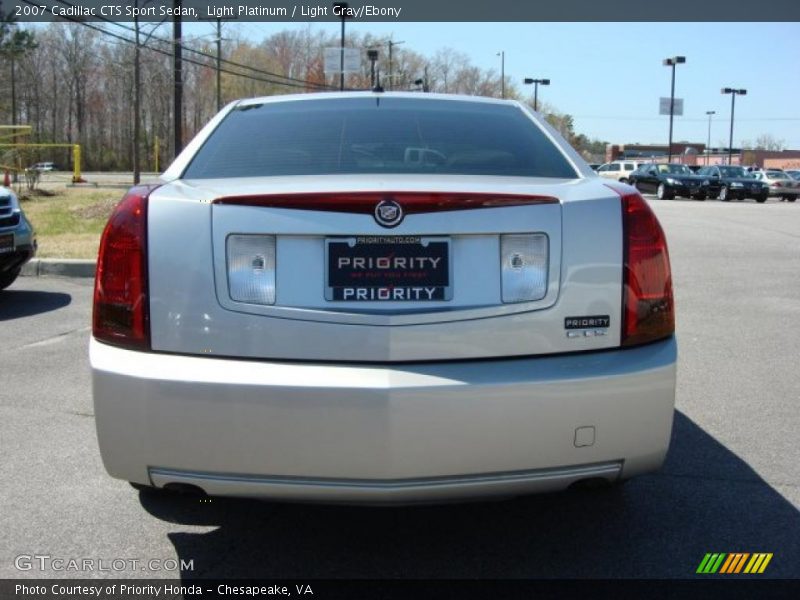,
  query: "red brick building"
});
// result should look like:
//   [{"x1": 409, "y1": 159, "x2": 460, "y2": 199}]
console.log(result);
[{"x1": 606, "y1": 143, "x2": 800, "y2": 169}]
